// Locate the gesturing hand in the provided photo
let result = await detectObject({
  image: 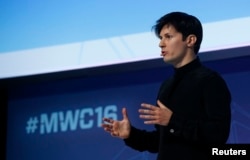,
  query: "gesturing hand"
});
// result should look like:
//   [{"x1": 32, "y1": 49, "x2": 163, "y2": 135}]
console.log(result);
[
  {"x1": 139, "y1": 100, "x2": 173, "y2": 126},
  {"x1": 102, "y1": 108, "x2": 131, "y2": 139}
]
